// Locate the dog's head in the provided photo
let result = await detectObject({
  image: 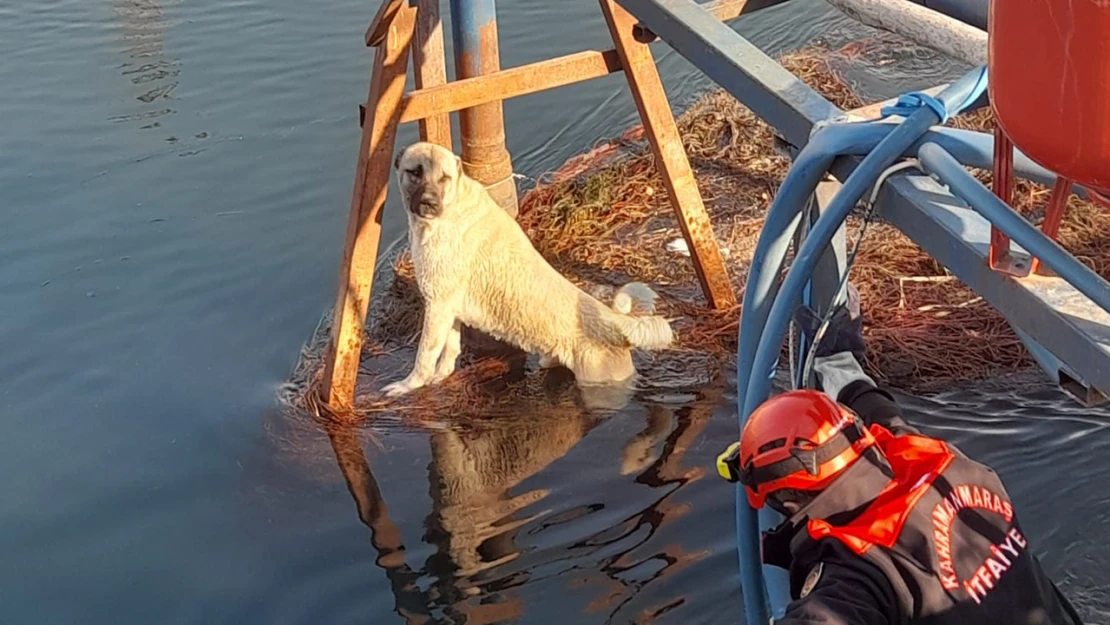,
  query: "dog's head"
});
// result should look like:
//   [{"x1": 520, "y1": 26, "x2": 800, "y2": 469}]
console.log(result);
[{"x1": 394, "y1": 142, "x2": 464, "y2": 220}]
